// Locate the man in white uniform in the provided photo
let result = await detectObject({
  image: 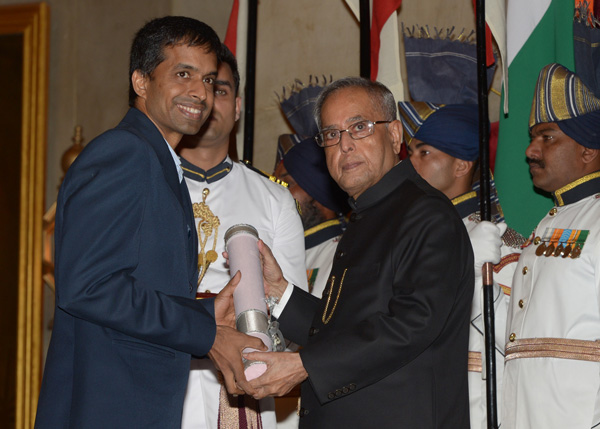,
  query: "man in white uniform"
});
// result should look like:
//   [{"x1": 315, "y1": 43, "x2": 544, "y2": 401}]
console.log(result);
[
  {"x1": 399, "y1": 102, "x2": 524, "y2": 428},
  {"x1": 503, "y1": 63, "x2": 600, "y2": 428},
  {"x1": 177, "y1": 44, "x2": 307, "y2": 429}
]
